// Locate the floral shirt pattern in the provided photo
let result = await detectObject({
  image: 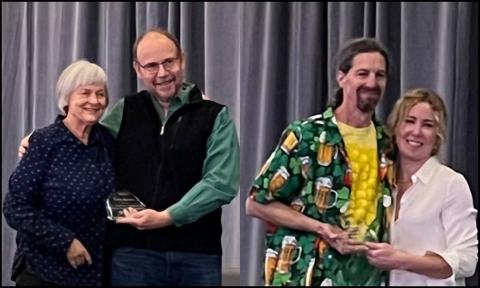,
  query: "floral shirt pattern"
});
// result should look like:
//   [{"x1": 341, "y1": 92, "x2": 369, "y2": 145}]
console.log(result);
[{"x1": 250, "y1": 107, "x2": 394, "y2": 286}]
